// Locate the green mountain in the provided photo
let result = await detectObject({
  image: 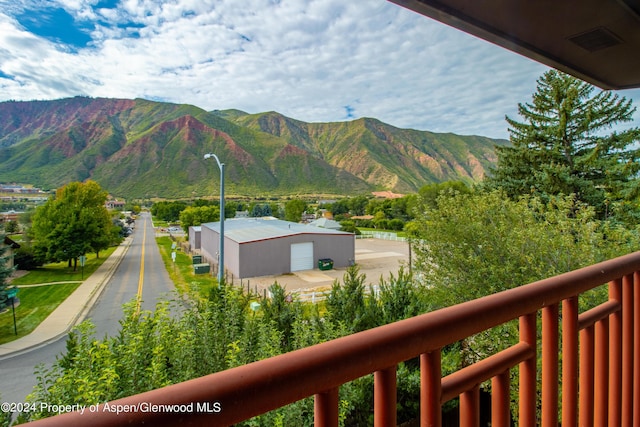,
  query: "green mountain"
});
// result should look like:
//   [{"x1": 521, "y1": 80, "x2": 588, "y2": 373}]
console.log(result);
[
  {"x1": 227, "y1": 111, "x2": 507, "y2": 193},
  {"x1": 0, "y1": 97, "x2": 507, "y2": 198}
]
